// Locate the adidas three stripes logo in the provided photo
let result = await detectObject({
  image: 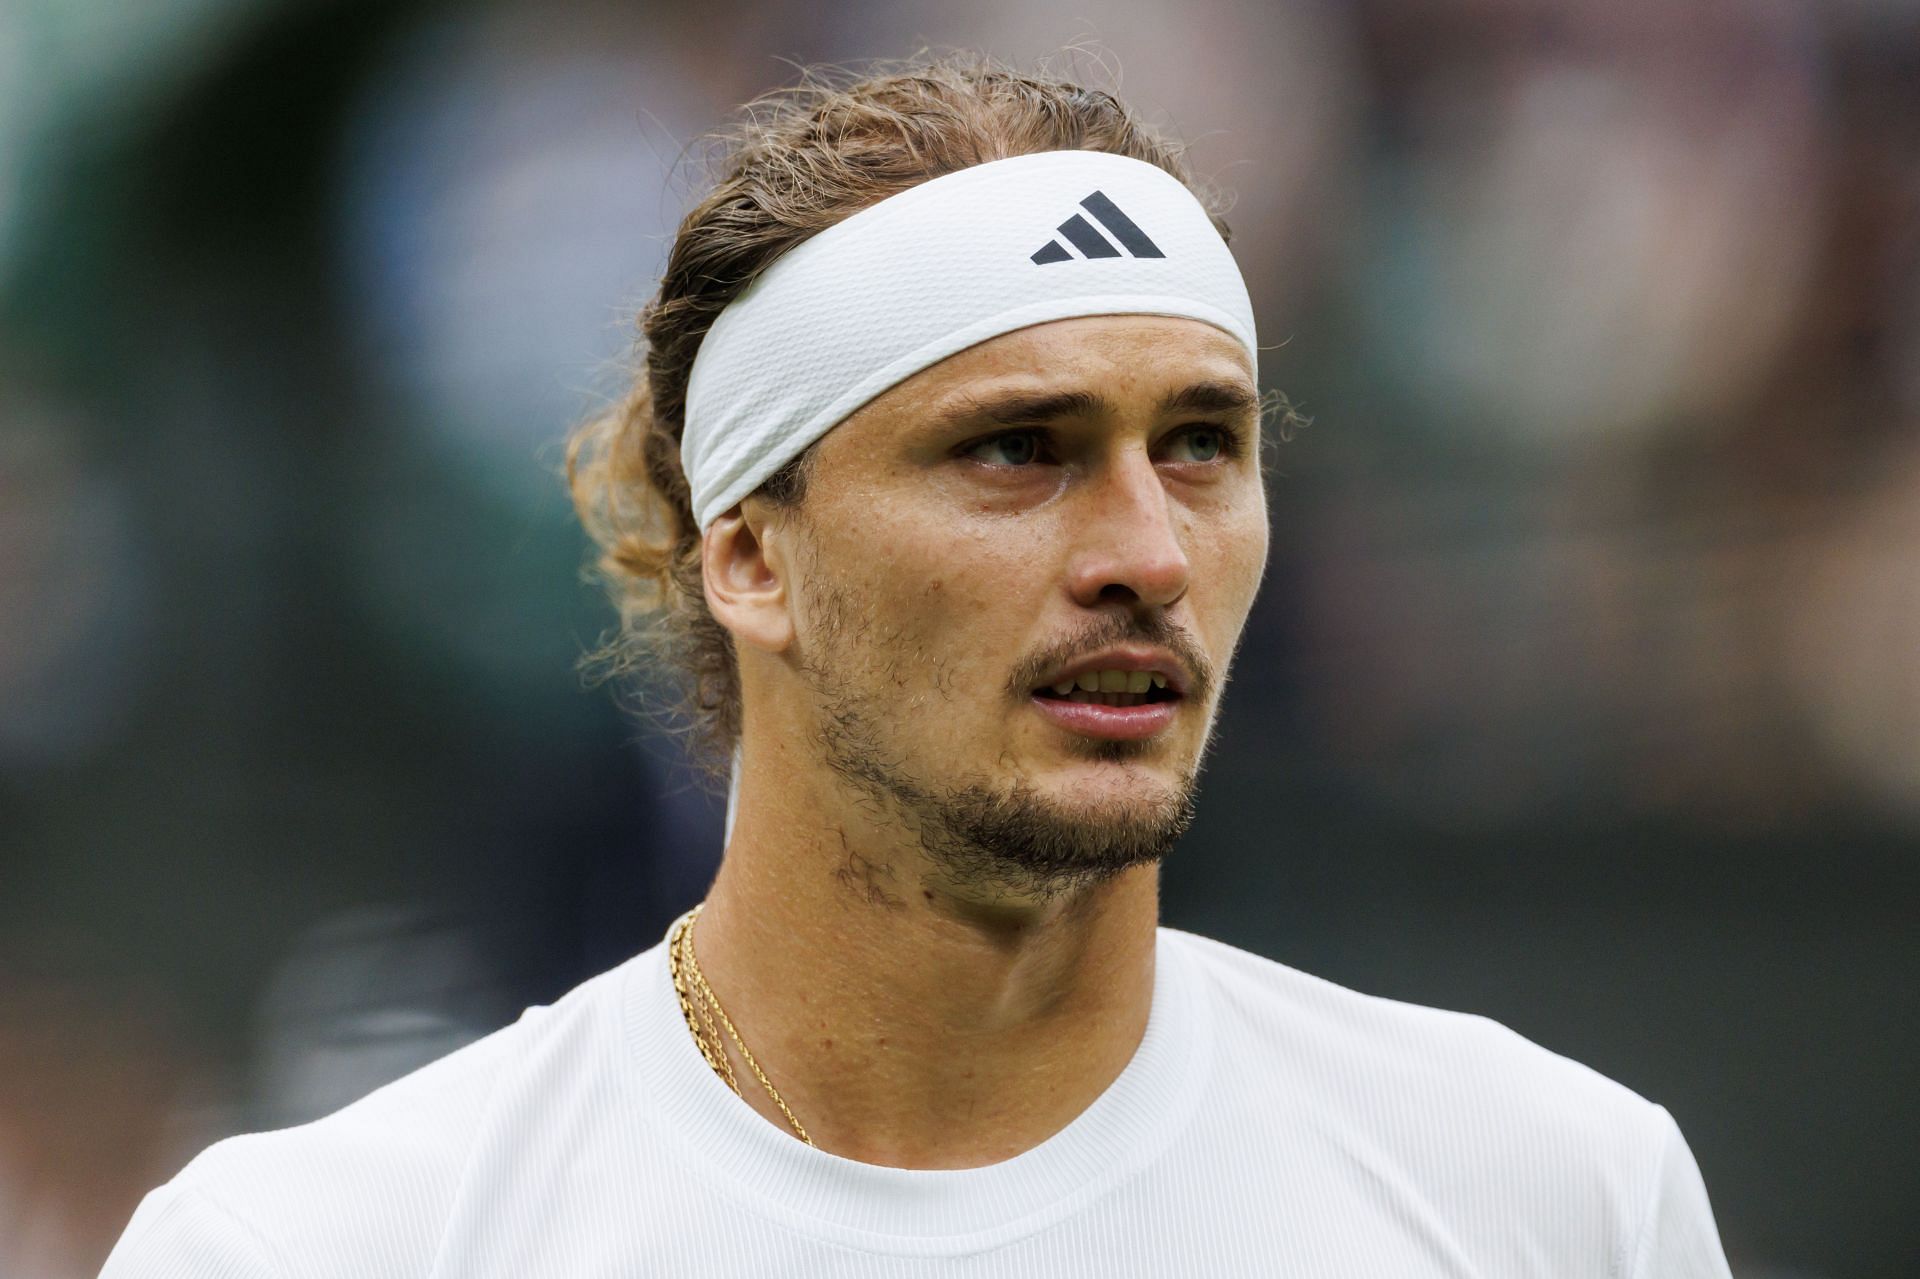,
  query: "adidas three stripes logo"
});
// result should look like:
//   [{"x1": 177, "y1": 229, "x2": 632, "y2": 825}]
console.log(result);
[{"x1": 1031, "y1": 190, "x2": 1166, "y2": 265}]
